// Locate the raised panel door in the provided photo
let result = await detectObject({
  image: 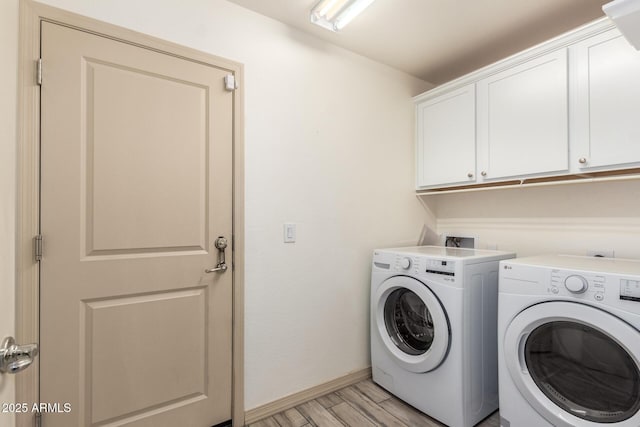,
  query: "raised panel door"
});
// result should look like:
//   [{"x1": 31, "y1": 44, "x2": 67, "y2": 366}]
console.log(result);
[{"x1": 40, "y1": 21, "x2": 233, "y2": 427}]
